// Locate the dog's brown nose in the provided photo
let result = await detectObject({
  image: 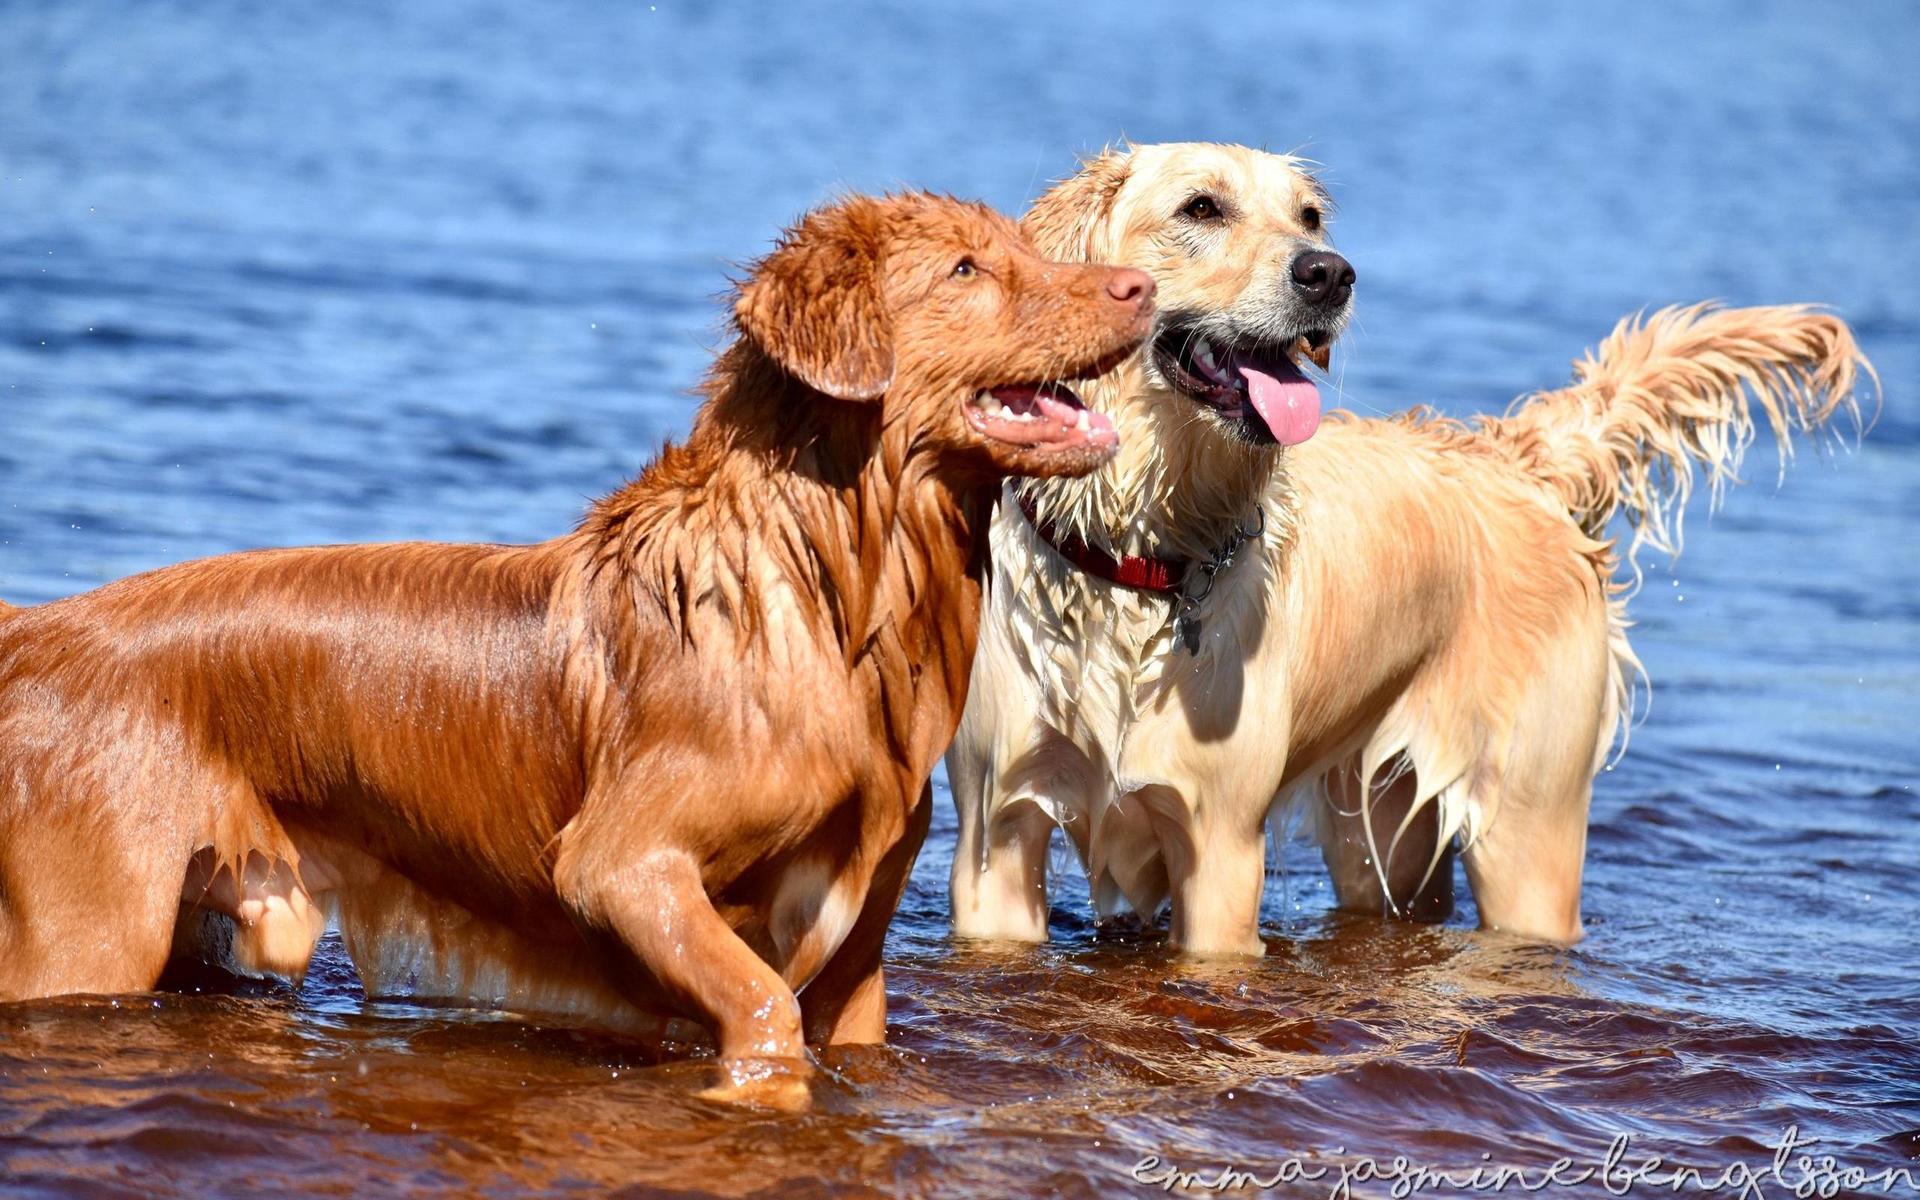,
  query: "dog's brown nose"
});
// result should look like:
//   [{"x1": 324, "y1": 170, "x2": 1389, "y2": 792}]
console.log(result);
[
  {"x1": 1105, "y1": 268, "x2": 1155, "y2": 307},
  {"x1": 1290, "y1": 251, "x2": 1355, "y2": 308}
]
